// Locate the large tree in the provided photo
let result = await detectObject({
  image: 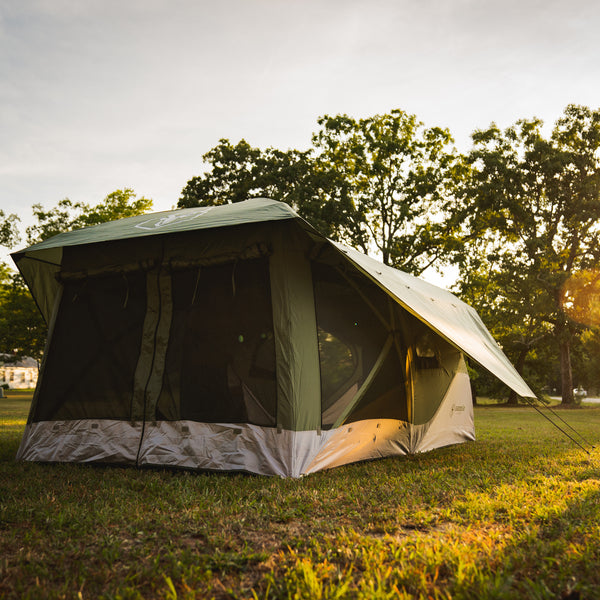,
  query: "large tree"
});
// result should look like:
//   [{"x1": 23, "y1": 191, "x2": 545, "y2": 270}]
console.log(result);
[
  {"x1": 178, "y1": 138, "x2": 358, "y2": 241},
  {"x1": 458, "y1": 105, "x2": 600, "y2": 404},
  {"x1": 311, "y1": 110, "x2": 465, "y2": 274},
  {"x1": 456, "y1": 239, "x2": 553, "y2": 403}
]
